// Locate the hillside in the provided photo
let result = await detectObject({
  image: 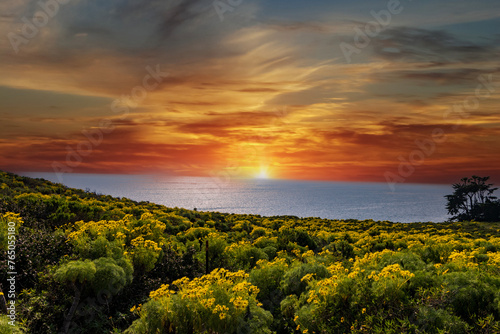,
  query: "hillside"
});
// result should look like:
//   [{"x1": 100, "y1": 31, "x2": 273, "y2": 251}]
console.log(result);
[{"x1": 0, "y1": 170, "x2": 499, "y2": 333}]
